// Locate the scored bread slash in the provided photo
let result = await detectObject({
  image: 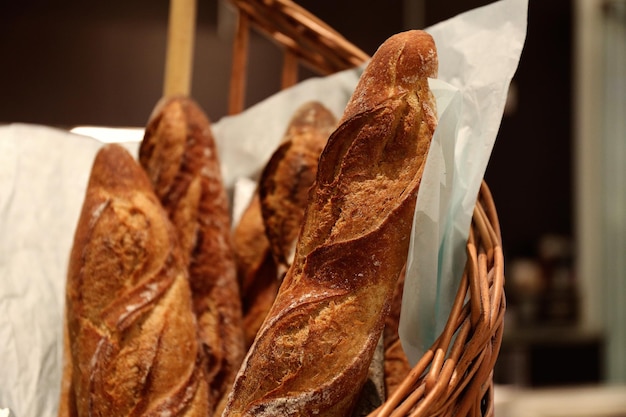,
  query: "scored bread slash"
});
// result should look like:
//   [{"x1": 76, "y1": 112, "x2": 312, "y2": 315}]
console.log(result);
[
  {"x1": 139, "y1": 96, "x2": 245, "y2": 415},
  {"x1": 223, "y1": 29, "x2": 438, "y2": 417}
]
